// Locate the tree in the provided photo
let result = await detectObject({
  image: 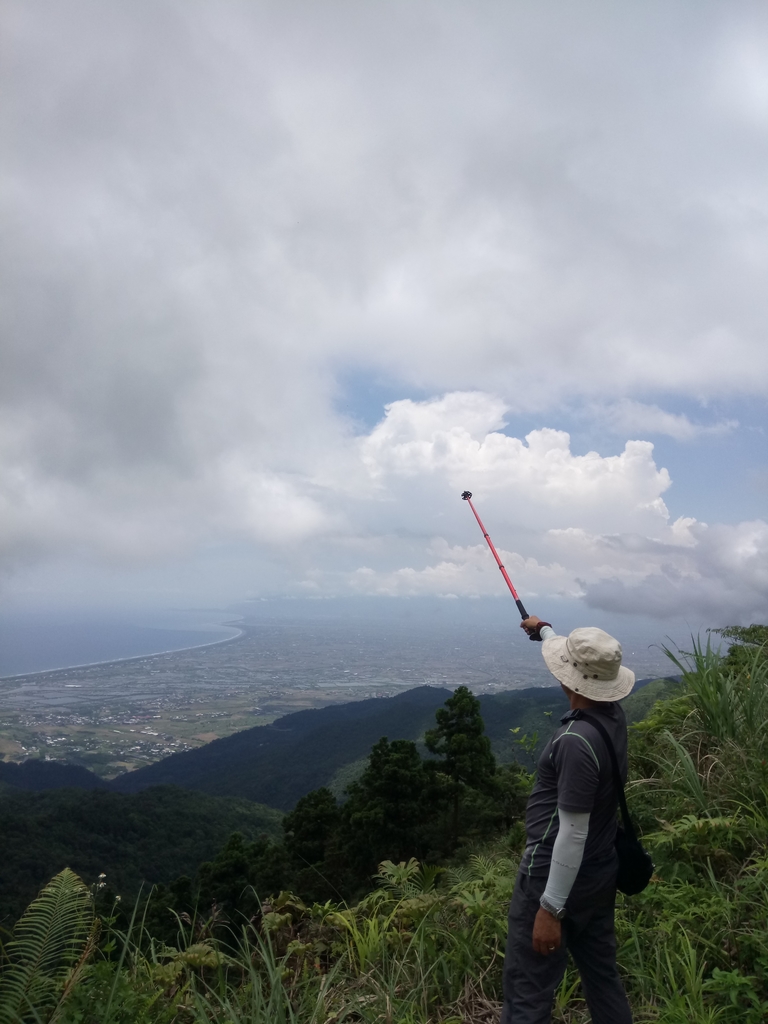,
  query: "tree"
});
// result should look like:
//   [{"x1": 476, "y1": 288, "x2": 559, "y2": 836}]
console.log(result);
[
  {"x1": 711, "y1": 624, "x2": 768, "y2": 670},
  {"x1": 487, "y1": 762, "x2": 532, "y2": 832},
  {"x1": 340, "y1": 738, "x2": 432, "y2": 889},
  {"x1": 282, "y1": 788, "x2": 342, "y2": 902},
  {"x1": 283, "y1": 788, "x2": 341, "y2": 867},
  {"x1": 425, "y1": 686, "x2": 496, "y2": 838},
  {"x1": 194, "y1": 832, "x2": 287, "y2": 921}
]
